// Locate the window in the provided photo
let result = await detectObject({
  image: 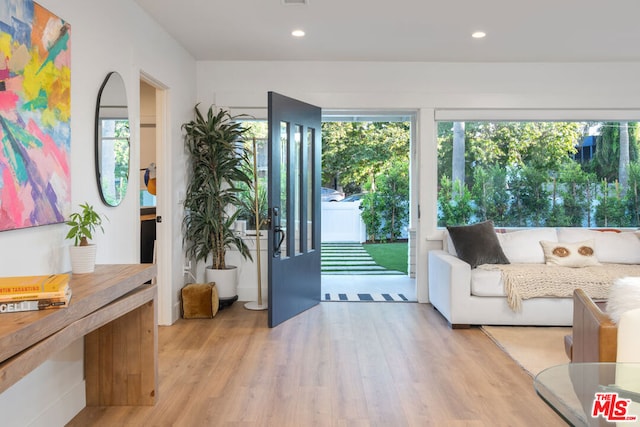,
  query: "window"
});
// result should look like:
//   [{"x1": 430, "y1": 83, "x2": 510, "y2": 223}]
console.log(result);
[
  {"x1": 436, "y1": 119, "x2": 640, "y2": 228},
  {"x1": 236, "y1": 120, "x2": 268, "y2": 231}
]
